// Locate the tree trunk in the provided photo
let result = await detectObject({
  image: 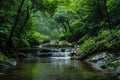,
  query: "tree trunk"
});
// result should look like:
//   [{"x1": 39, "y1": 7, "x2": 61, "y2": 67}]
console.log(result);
[
  {"x1": 19, "y1": 0, "x2": 35, "y2": 32},
  {"x1": 97, "y1": 0, "x2": 104, "y2": 19},
  {"x1": 66, "y1": 20, "x2": 73, "y2": 36},
  {"x1": 103, "y1": 0, "x2": 113, "y2": 32},
  {"x1": 6, "y1": 0, "x2": 25, "y2": 55},
  {"x1": 19, "y1": 7, "x2": 30, "y2": 32},
  {"x1": 62, "y1": 22, "x2": 67, "y2": 32},
  {"x1": 56, "y1": 25, "x2": 61, "y2": 34}
]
